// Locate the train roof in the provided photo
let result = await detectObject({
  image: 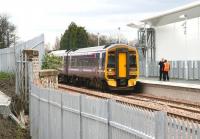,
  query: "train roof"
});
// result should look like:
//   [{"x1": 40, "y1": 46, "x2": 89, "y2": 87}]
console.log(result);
[
  {"x1": 69, "y1": 44, "x2": 134, "y2": 55},
  {"x1": 49, "y1": 44, "x2": 136, "y2": 57},
  {"x1": 72, "y1": 45, "x2": 105, "y2": 53},
  {"x1": 49, "y1": 50, "x2": 67, "y2": 56}
]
